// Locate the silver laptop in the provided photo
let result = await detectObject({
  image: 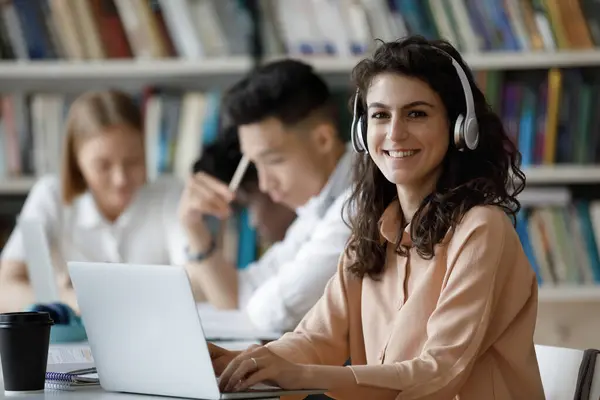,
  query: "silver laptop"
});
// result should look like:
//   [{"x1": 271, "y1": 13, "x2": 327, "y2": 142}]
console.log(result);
[
  {"x1": 68, "y1": 261, "x2": 324, "y2": 400},
  {"x1": 20, "y1": 217, "x2": 60, "y2": 303}
]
